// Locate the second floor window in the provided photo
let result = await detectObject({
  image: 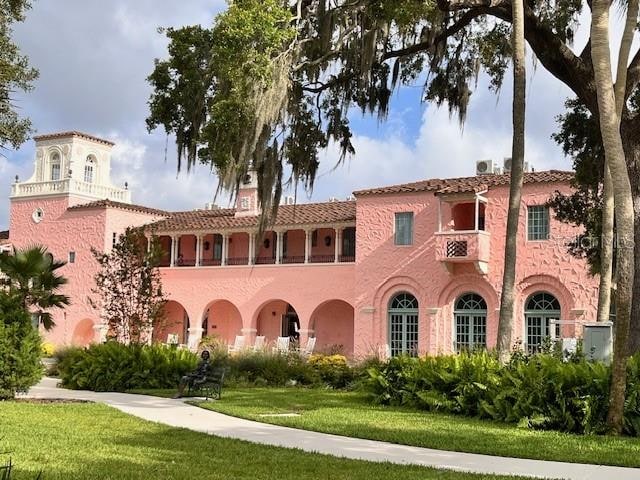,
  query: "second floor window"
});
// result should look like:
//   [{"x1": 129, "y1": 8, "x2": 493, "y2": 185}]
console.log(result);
[
  {"x1": 394, "y1": 212, "x2": 414, "y2": 245},
  {"x1": 51, "y1": 153, "x2": 61, "y2": 181},
  {"x1": 527, "y1": 205, "x2": 550, "y2": 241}
]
